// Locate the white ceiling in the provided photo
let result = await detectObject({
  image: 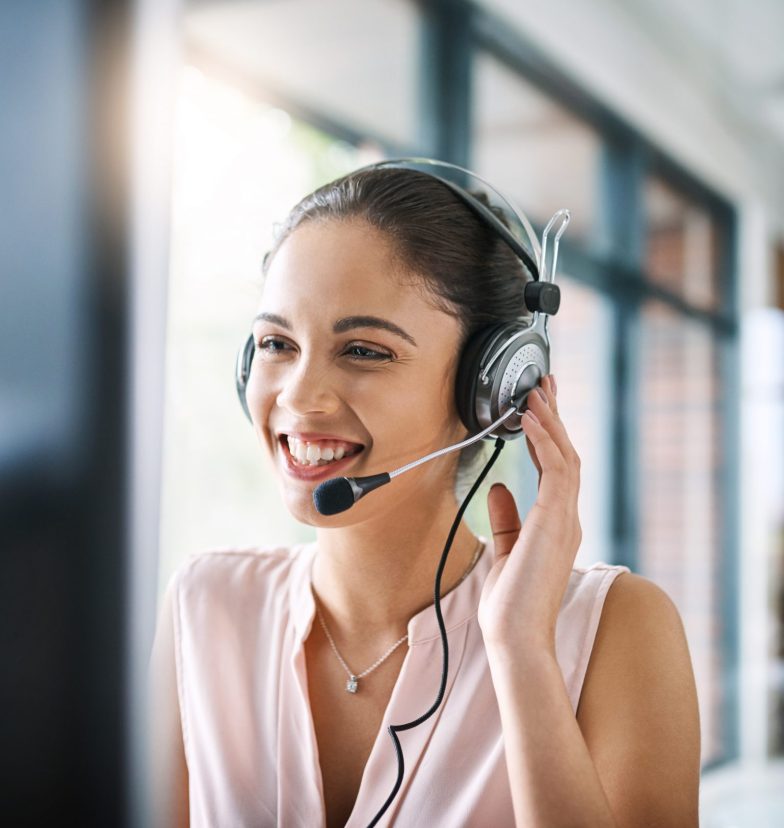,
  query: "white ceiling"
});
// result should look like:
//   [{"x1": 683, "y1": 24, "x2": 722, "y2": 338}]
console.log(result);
[
  {"x1": 482, "y1": 0, "x2": 784, "y2": 216},
  {"x1": 619, "y1": 0, "x2": 784, "y2": 140}
]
